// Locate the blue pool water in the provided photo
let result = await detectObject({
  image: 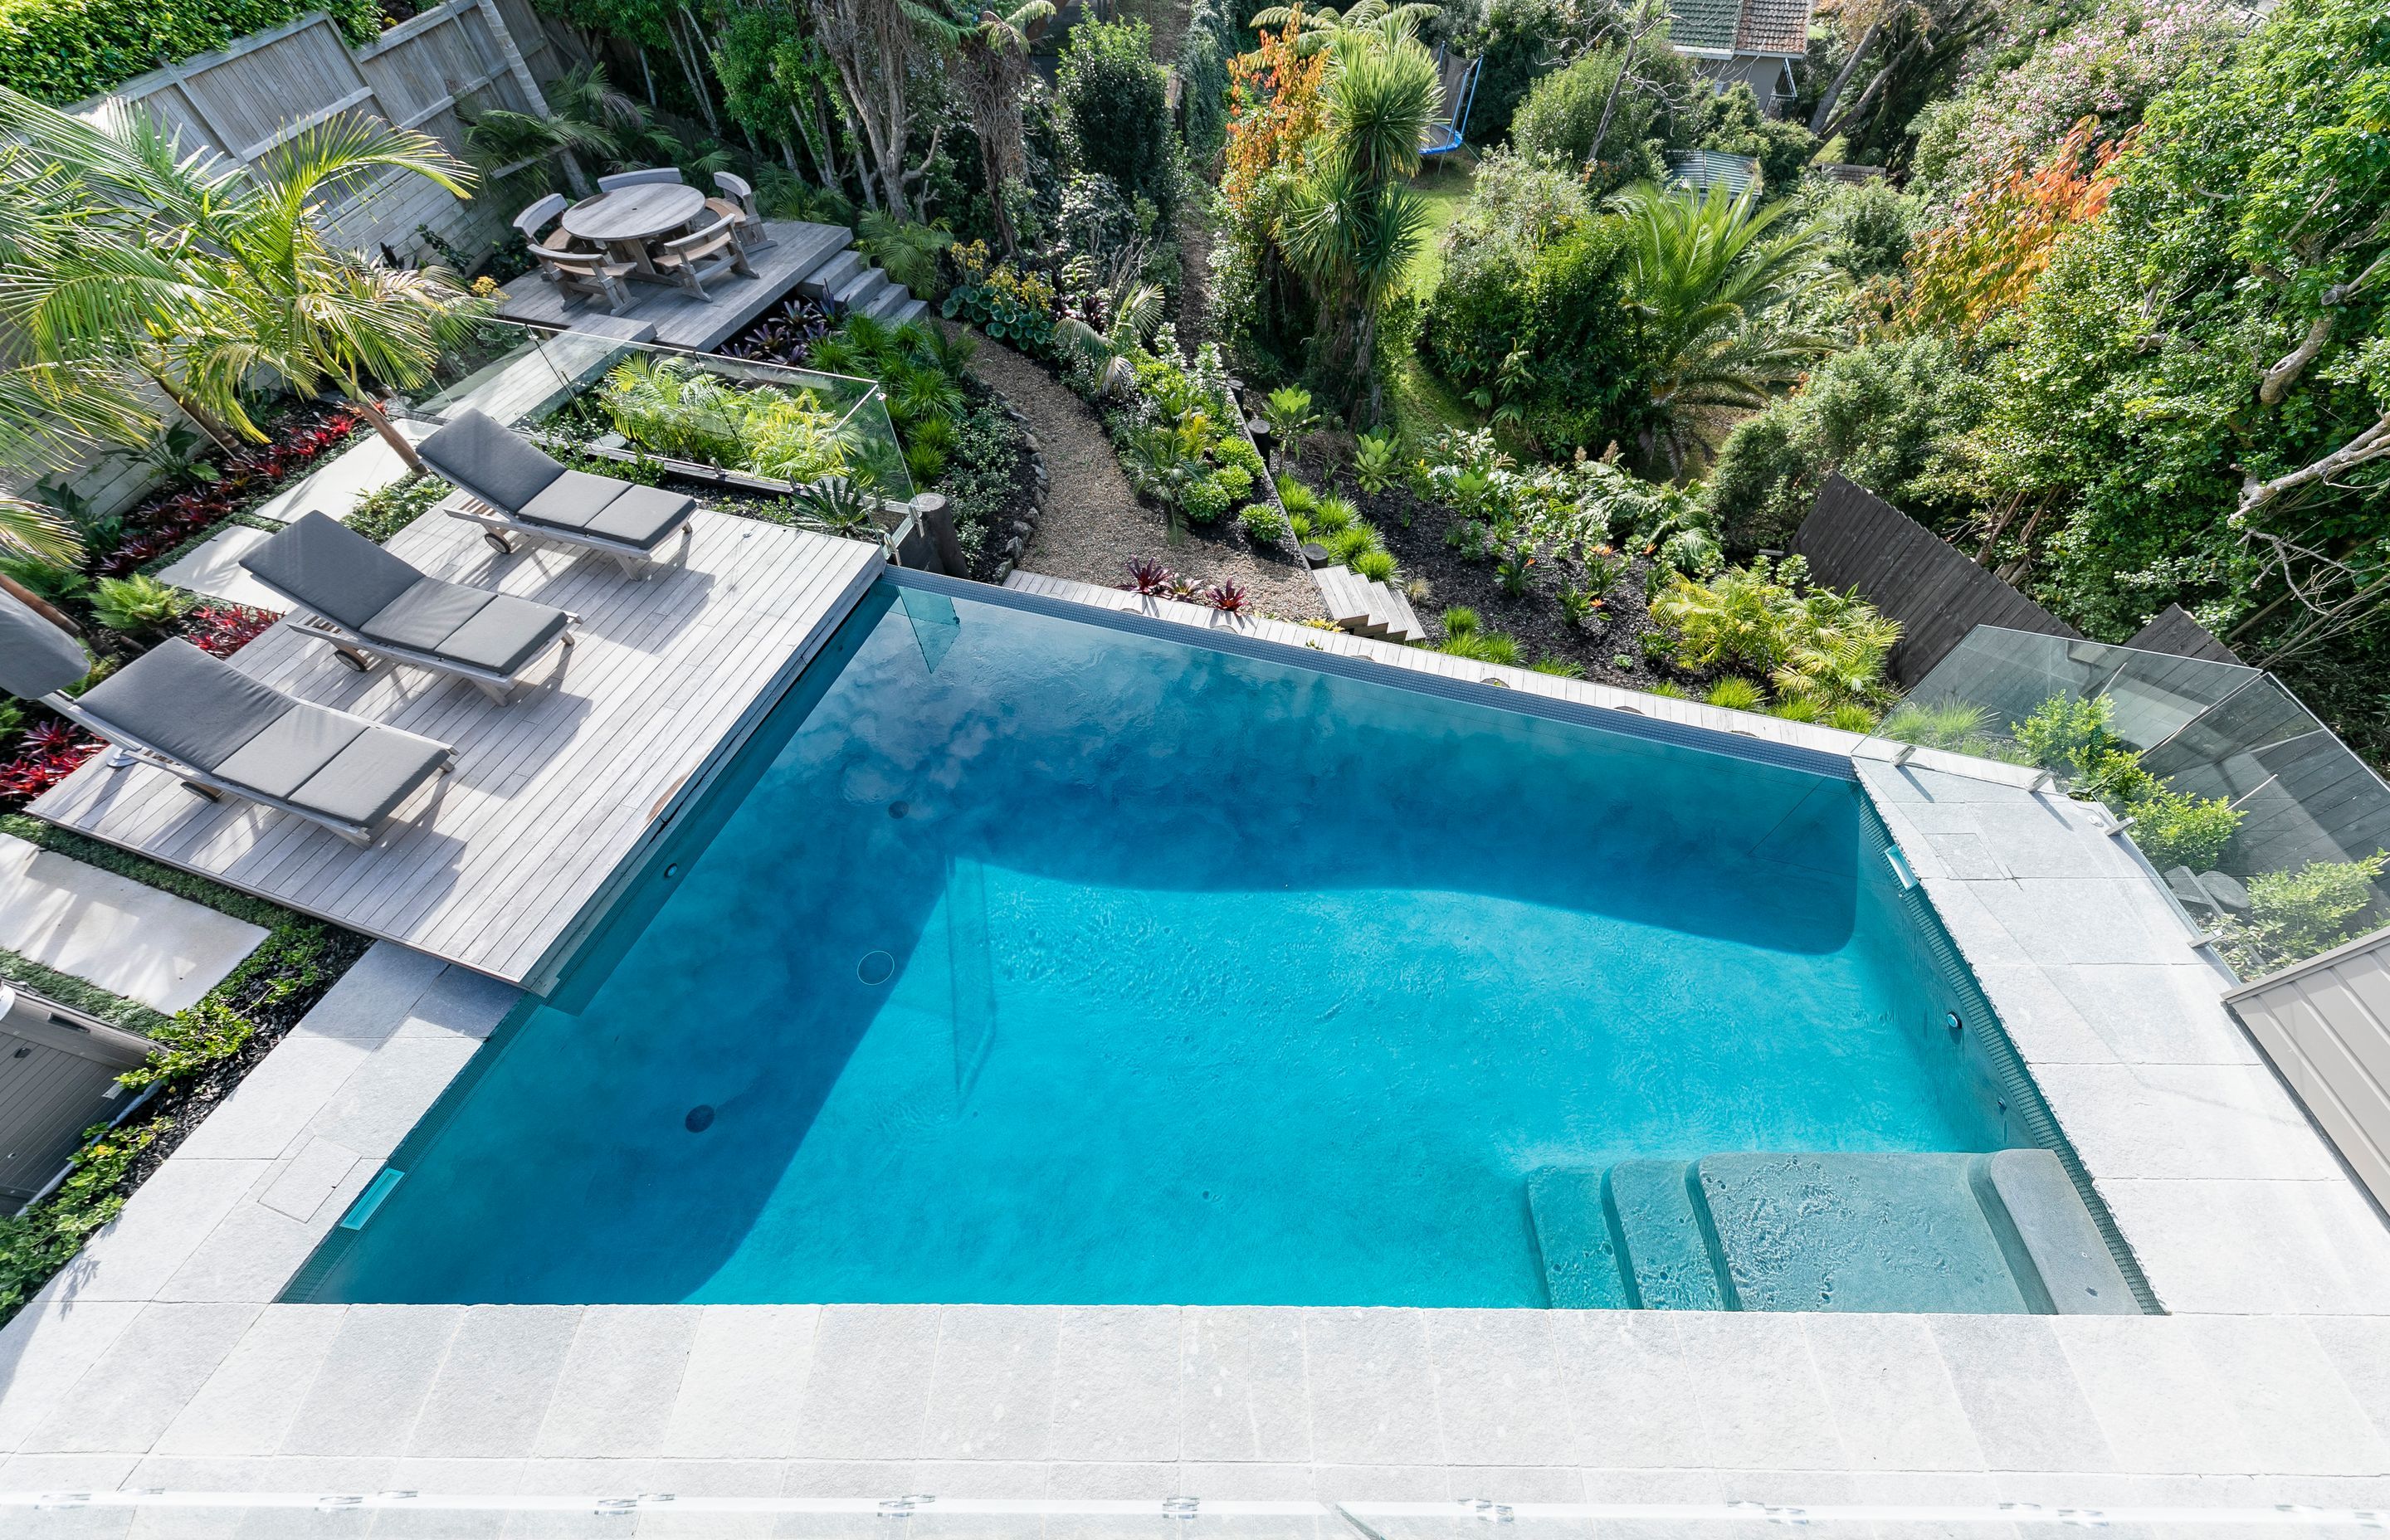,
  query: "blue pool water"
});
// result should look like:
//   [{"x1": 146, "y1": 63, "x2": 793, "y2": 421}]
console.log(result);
[{"x1": 306, "y1": 580, "x2": 2012, "y2": 1307}]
